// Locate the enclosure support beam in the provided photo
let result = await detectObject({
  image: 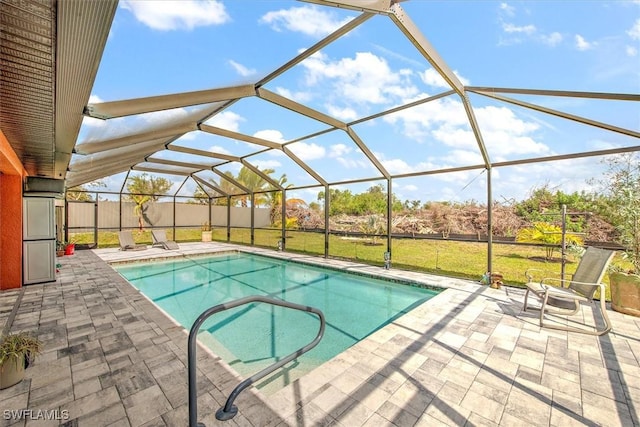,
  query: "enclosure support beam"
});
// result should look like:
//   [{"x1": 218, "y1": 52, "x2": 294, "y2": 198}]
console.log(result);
[
  {"x1": 173, "y1": 196, "x2": 177, "y2": 242},
  {"x1": 388, "y1": 3, "x2": 464, "y2": 96},
  {"x1": 256, "y1": 11, "x2": 374, "y2": 87},
  {"x1": 281, "y1": 189, "x2": 287, "y2": 251},
  {"x1": 226, "y1": 197, "x2": 231, "y2": 242},
  {"x1": 324, "y1": 185, "x2": 330, "y2": 259},
  {"x1": 476, "y1": 92, "x2": 640, "y2": 139},
  {"x1": 119, "y1": 171, "x2": 130, "y2": 231},
  {"x1": 208, "y1": 197, "x2": 212, "y2": 239},
  {"x1": 387, "y1": 178, "x2": 392, "y2": 262},
  {"x1": 64, "y1": 199, "x2": 69, "y2": 244},
  {"x1": 85, "y1": 84, "x2": 256, "y2": 119},
  {"x1": 251, "y1": 193, "x2": 255, "y2": 246},
  {"x1": 94, "y1": 202, "x2": 98, "y2": 248},
  {"x1": 487, "y1": 167, "x2": 493, "y2": 277}
]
